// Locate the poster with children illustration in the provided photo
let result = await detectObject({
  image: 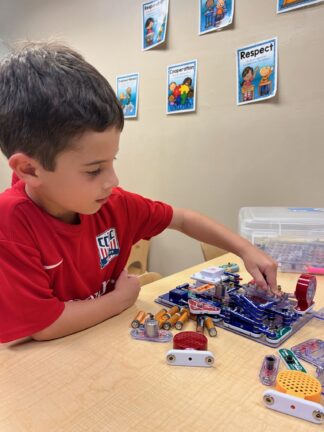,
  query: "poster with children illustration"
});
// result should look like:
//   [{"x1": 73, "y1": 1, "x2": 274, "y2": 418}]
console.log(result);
[
  {"x1": 142, "y1": 0, "x2": 169, "y2": 50},
  {"x1": 199, "y1": 0, "x2": 234, "y2": 35},
  {"x1": 167, "y1": 60, "x2": 197, "y2": 114},
  {"x1": 277, "y1": 0, "x2": 323, "y2": 13},
  {"x1": 116, "y1": 73, "x2": 139, "y2": 119},
  {"x1": 236, "y1": 38, "x2": 277, "y2": 106}
]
